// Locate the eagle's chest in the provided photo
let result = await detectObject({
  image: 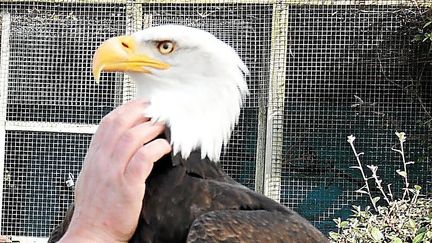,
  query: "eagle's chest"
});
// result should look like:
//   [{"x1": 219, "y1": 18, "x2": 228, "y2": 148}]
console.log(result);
[
  {"x1": 130, "y1": 155, "x2": 229, "y2": 243},
  {"x1": 147, "y1": 165, "x2": 216, "y2": 222}
]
